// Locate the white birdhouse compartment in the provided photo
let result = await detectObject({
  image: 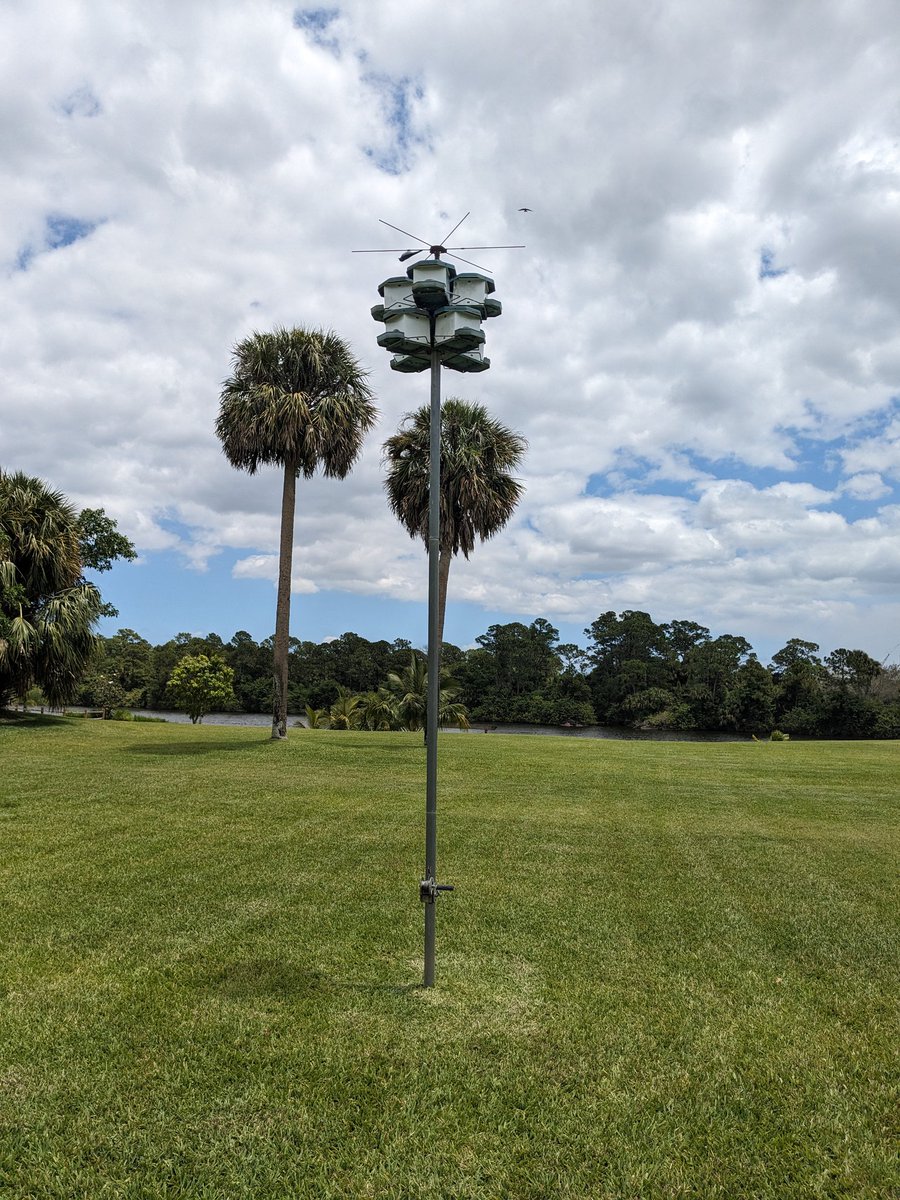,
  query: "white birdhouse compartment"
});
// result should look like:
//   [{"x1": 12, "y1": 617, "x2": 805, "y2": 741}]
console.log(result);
[
  {"x1": 451, "y1": 272, "x2": 494, "y2": 315},
  {"x1": 443, "y1": 348, "x2": 491, "y2": 373},
  {"x1": 390, "y1": 353, "x2": 432, "y2": 374},
  {"x1": 434, "y1": 307, "x2": 485, "y2": 354},
  {"x1": 409, "y1": 259, "x2": 455, "y2": 310},
  {"x1": 376, "y1": 310, "x2": 432, "y2": 355},
  {"x1": 378, "y1": 276, "x2": 417, "y2": 314}
]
